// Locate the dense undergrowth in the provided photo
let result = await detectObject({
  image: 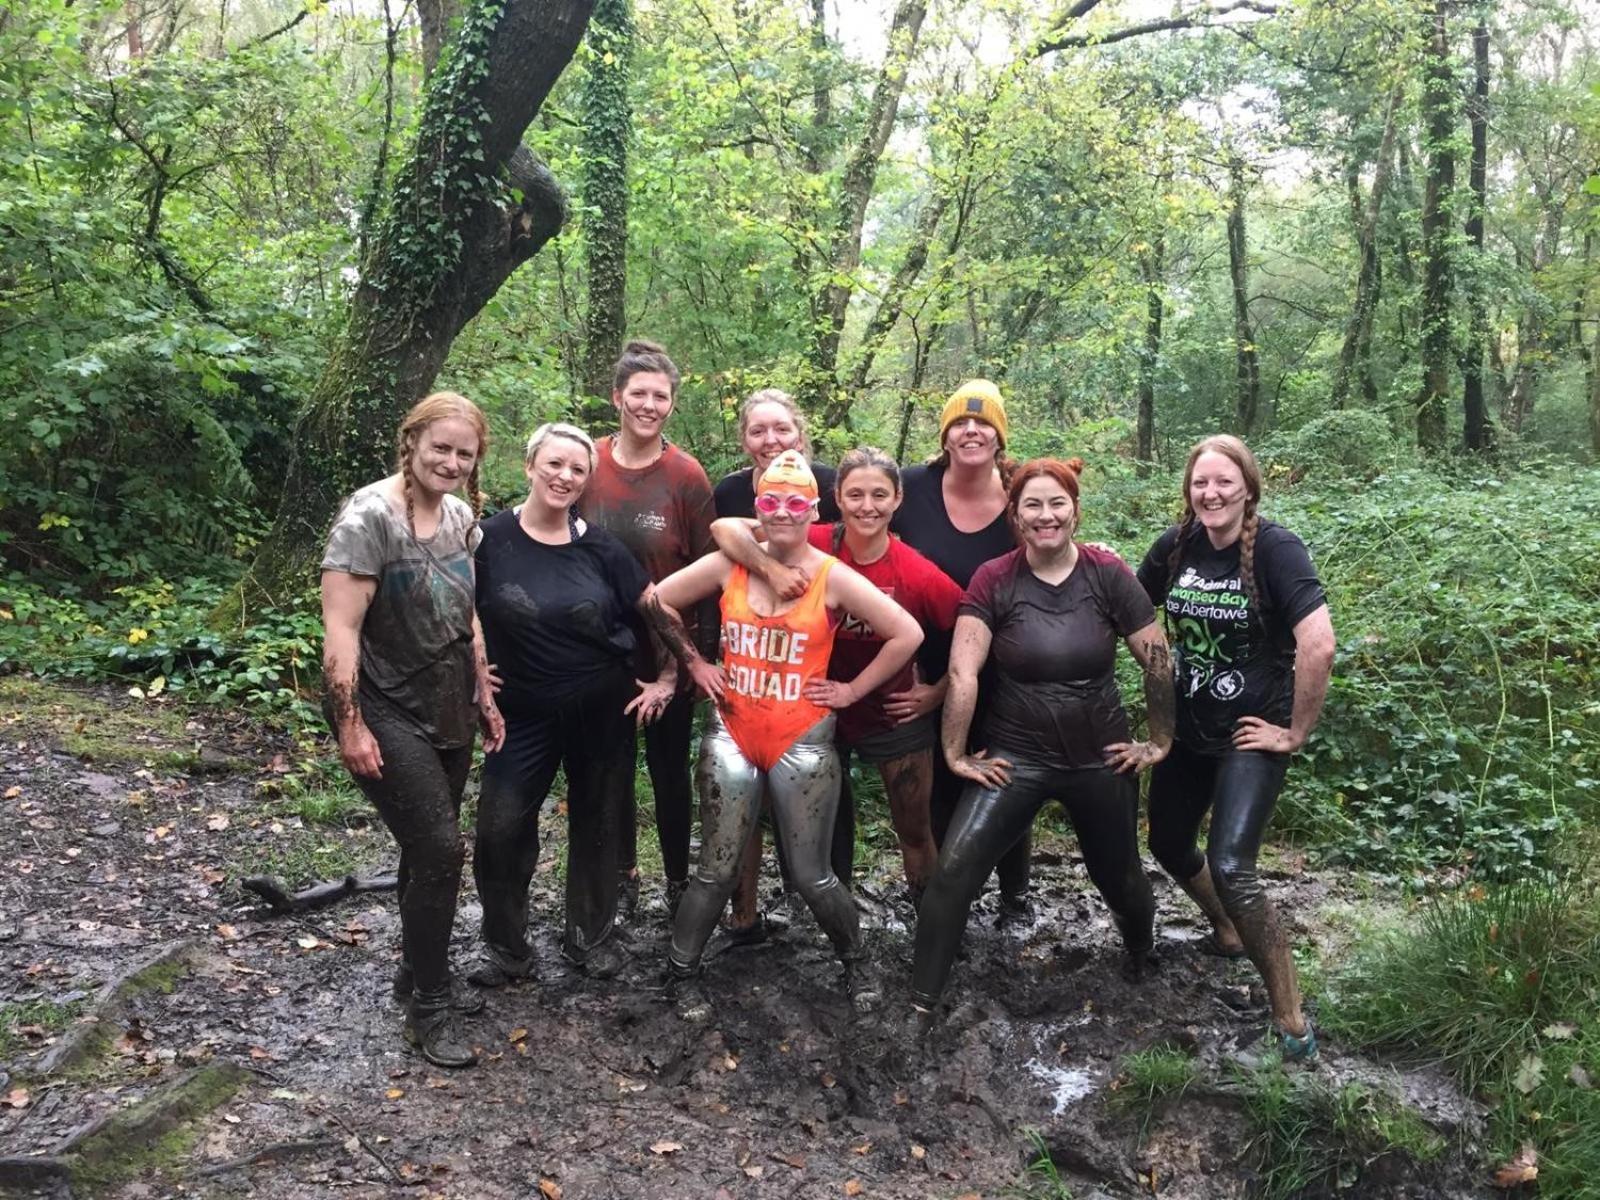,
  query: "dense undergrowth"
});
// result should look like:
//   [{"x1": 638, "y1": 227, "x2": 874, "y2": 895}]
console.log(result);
[{"x1": 3, "y1": 455, "x2": 1596, "y2": 878}]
